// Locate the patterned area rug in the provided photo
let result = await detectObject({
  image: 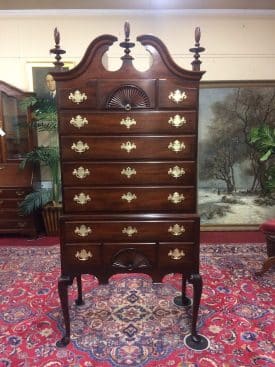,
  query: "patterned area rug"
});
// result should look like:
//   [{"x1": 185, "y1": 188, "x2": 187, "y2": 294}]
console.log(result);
[{"x1": 0, "y1": 243, "x2": 274, "y2": 367}]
